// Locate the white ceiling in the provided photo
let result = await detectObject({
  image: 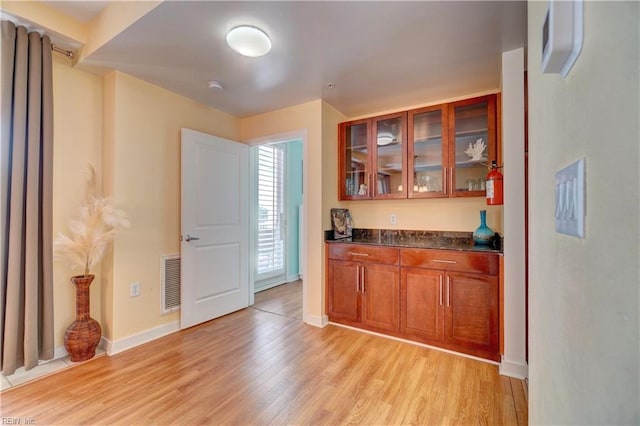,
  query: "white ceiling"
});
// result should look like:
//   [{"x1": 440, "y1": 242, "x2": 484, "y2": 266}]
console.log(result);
[{"x1": 49, "y1": 1, "x2": 527, "y2": 118}]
